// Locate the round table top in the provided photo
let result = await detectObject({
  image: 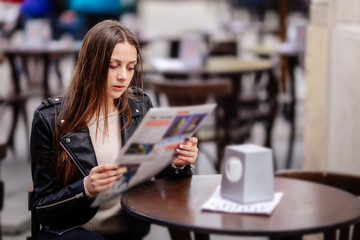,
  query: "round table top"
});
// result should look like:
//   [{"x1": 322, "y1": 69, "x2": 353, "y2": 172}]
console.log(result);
[
  {"x1": 143, "y1": 57, "x2": 273, "y2": 75},
  {"x1": 121, "y1": 174, "x2": 360, "y2": 238},
  {"x1": 246, "y1": 43, "x2": 305, "y2": 57},
  {"x1": 1, "y1": 40, "x2": 81, "y2": 55}
]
